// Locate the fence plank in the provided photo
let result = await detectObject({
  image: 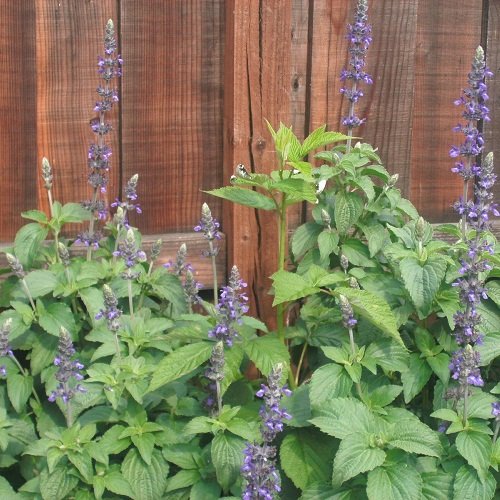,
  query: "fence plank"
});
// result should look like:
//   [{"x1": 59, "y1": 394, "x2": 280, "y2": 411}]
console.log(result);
[
  {"x1": 0, "y1": 1, "x2": 37, "y2": 242},
  {"x1": 120, "y1": 0, "x2": 224, "y2": 234},
  {"x1": 484, "y1": 0, "x2": 500, "y2": 205},
  {"x1": 35, "y1": 0, "x2": 120, "y2": 227},
  {"x1": 224, "y1": 0, "x2": 292, "y2": 328},
  {"x1": 409, "y1": 0, "x2": 483, "y2": 222}
]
